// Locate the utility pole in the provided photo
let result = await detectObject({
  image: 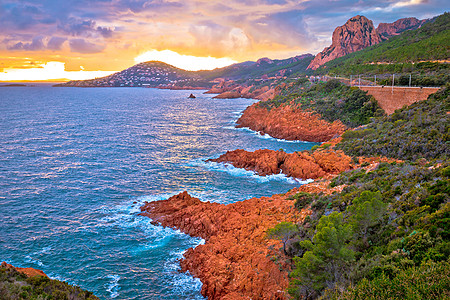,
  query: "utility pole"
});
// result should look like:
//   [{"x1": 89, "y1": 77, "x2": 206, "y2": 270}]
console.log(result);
[
  {"x1": 374, "y1": 75, "x2": 377, "y2": 86},
  {"x1": 358, "y1": 75, "x2": 361, "y2": 87},
  {"x1": 392, "y1": 74, "x2": 395, "y2": 94},
  {"x1": 409, "y1": 74, "x2": 412, "y2": 87}
]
